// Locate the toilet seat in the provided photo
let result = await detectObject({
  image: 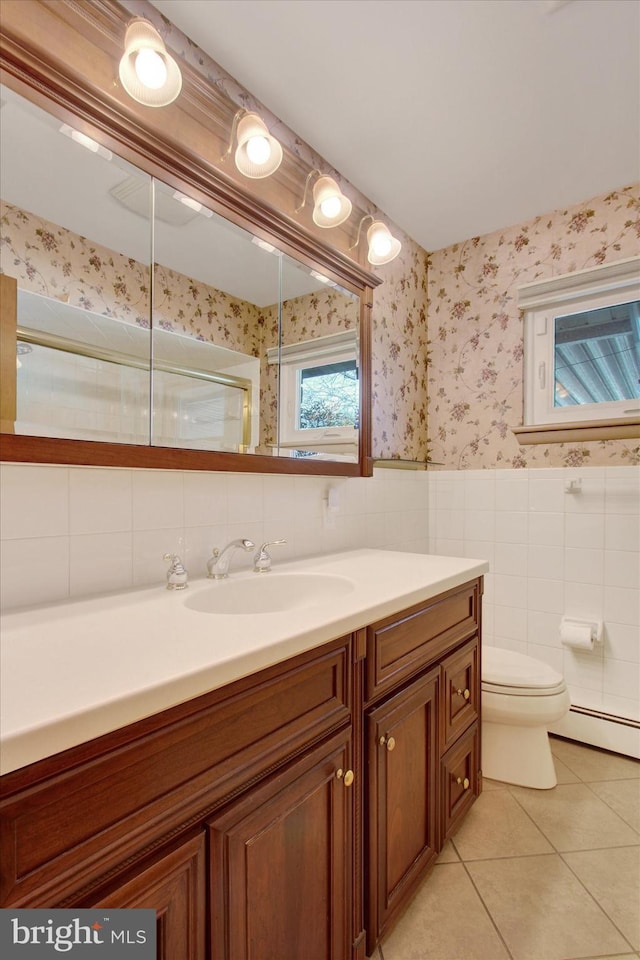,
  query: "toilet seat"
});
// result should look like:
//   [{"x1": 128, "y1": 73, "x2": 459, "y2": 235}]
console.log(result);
[{"x1": 482, "y1": 647, "x2": 566, "y2": 697}]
